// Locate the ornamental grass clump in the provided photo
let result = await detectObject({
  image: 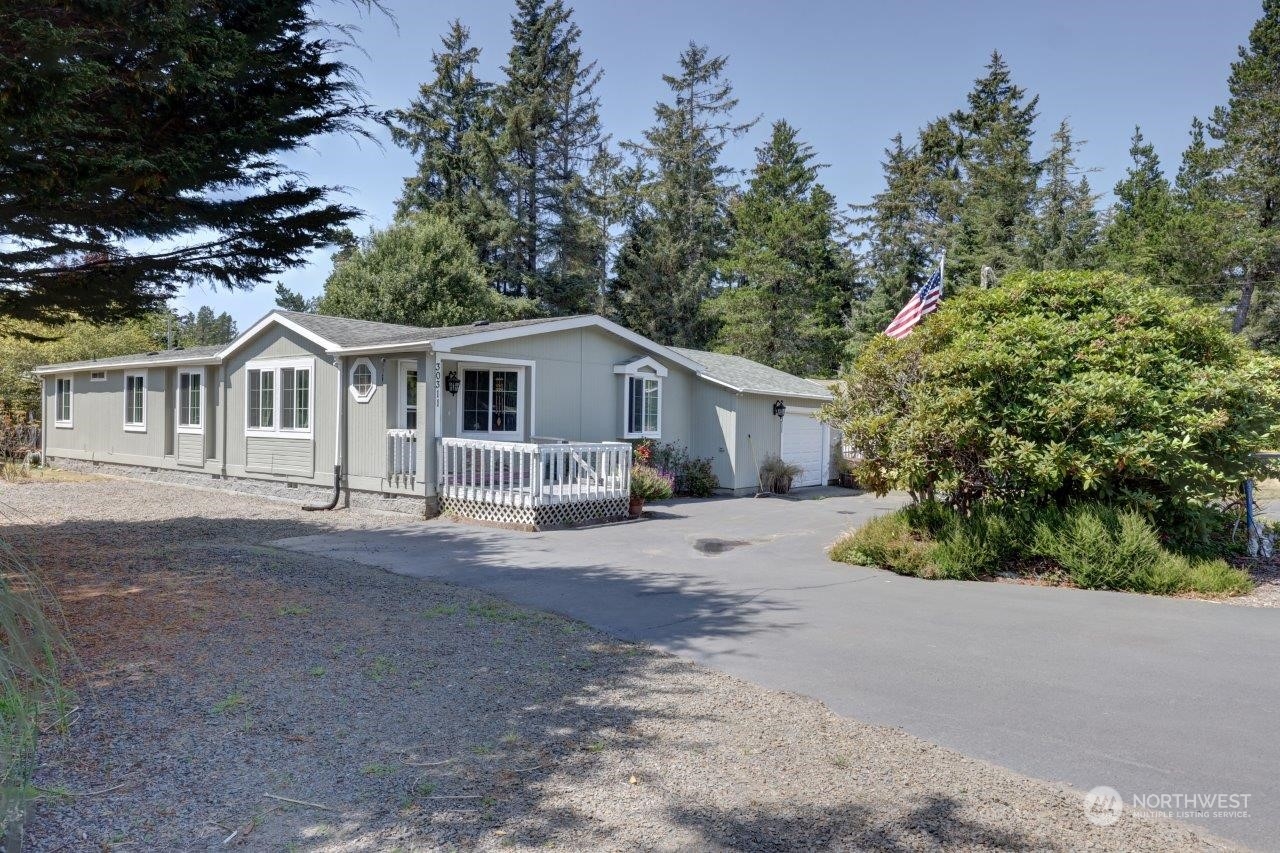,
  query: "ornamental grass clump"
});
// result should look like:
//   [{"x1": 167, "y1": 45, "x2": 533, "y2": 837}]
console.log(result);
[{"x1": 825, "y1": 270, "x2": 1279, "y2": 597}]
